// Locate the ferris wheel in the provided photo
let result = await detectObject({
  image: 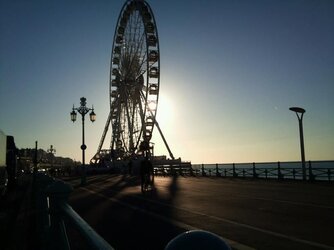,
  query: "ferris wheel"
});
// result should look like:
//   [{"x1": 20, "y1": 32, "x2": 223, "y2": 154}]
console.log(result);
[{"x1": 92, "y1": 0, "x2": 160, "y2": 162}]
